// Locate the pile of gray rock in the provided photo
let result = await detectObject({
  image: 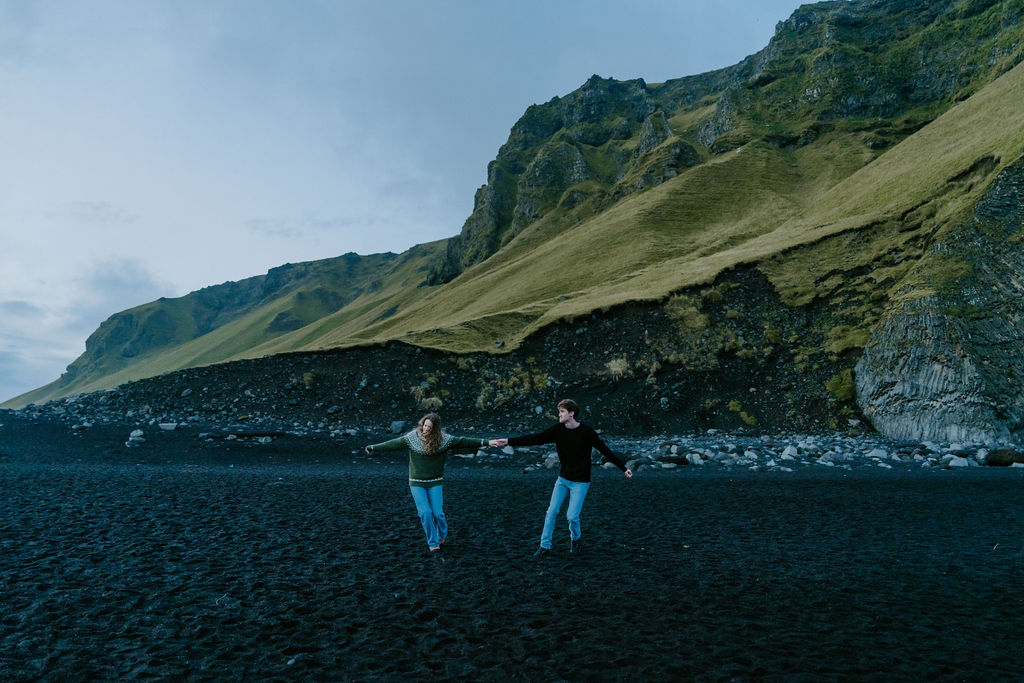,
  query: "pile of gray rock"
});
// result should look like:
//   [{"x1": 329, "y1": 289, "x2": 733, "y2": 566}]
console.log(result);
[{"x1": 502, "y1": 432, "x2": 1024, "y2": 473}]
